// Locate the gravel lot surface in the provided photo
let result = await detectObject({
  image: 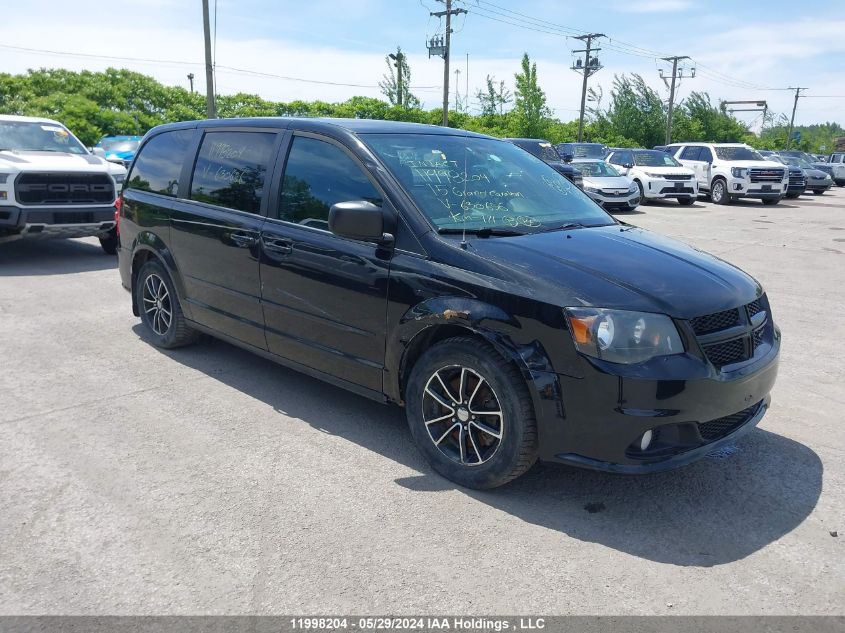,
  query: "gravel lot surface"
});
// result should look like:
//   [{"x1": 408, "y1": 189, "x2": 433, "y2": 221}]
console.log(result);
[{"x1": 1, "y1": 188, "x2": 843, "y2": 615}]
